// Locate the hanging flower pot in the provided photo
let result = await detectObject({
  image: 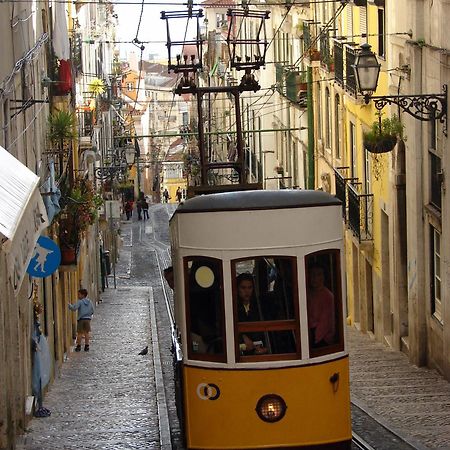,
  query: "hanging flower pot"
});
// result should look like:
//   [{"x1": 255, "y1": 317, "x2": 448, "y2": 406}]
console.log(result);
[
  {"x1": 363, "y1": 136, "x2": 397, "y2": 154},
  {"x1": 363, "y1": 114, "x2": 405, "y2": 154}
]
